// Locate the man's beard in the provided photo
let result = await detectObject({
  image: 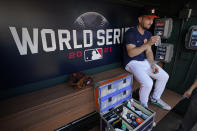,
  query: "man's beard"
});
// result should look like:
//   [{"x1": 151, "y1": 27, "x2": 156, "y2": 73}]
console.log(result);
[{"x1": 140, "y1": 23, "x2": 150, "y2": 30}]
